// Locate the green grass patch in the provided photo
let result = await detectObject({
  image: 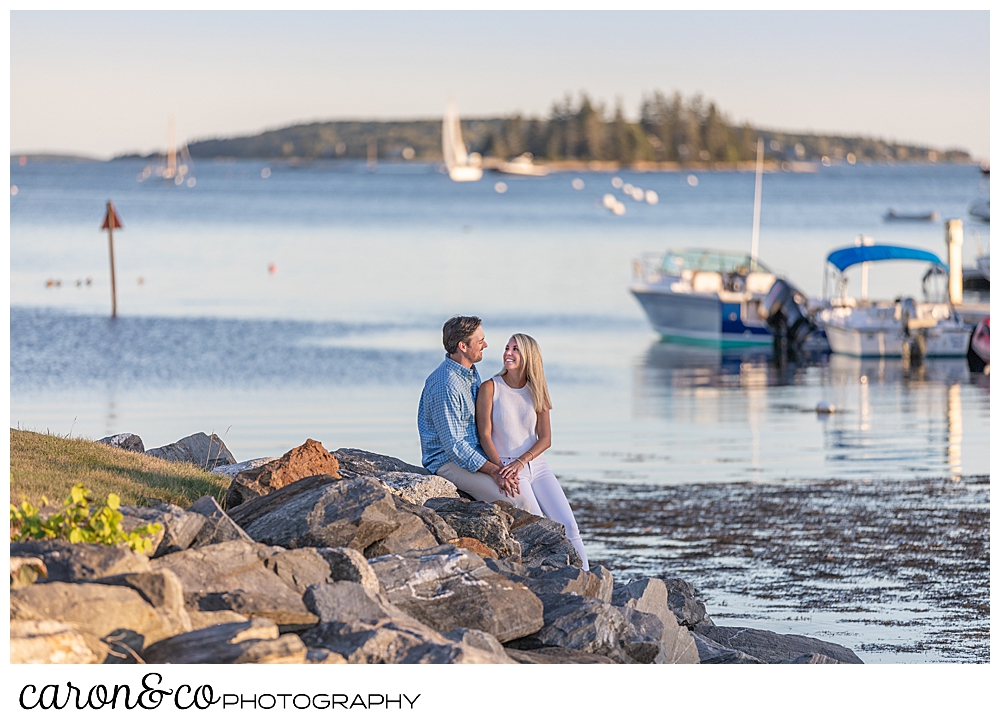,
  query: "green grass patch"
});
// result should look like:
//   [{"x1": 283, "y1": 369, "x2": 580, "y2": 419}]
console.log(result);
[{"x1": 10, "y1": 429, "x2": 229, "y2": 509}]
